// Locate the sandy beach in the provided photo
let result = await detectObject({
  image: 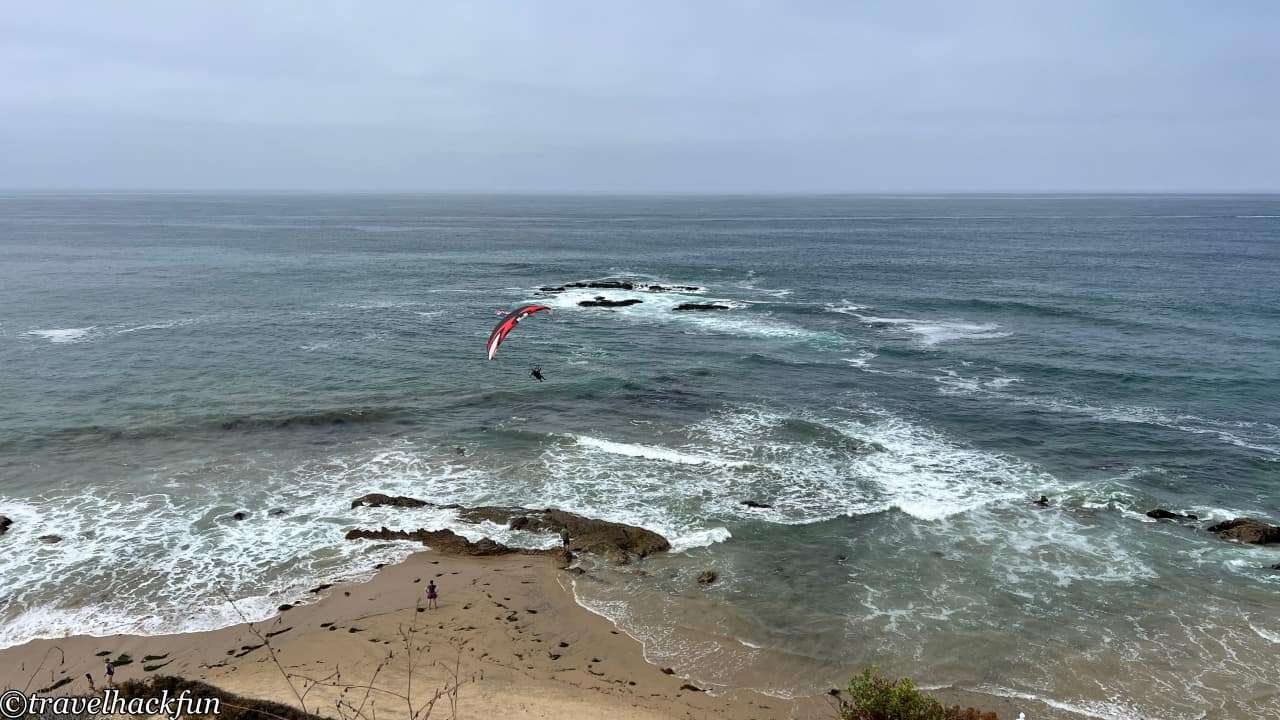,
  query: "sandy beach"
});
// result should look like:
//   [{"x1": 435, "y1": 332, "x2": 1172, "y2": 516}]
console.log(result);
[{"x1": 0, "y1": 544, "x2": 1077, "y2": 720}]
